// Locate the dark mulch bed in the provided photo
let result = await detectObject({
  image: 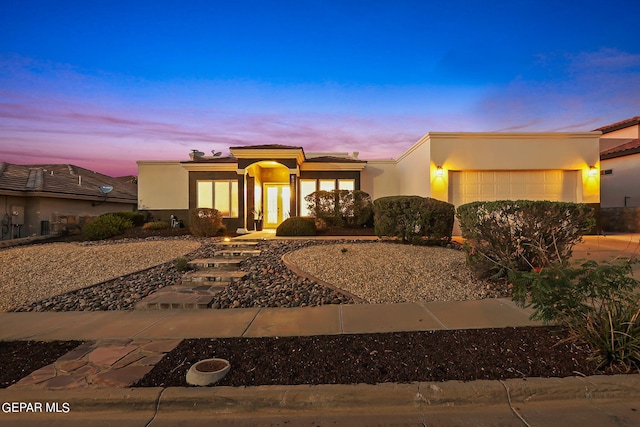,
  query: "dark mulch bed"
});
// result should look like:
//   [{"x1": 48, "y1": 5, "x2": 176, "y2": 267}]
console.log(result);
[
  {"x1": 0, "y1": 341, "x2": 83, "y2": 388},
  {"x1": 134, "y1": 326, "x2": 601, "y2": 388}
]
